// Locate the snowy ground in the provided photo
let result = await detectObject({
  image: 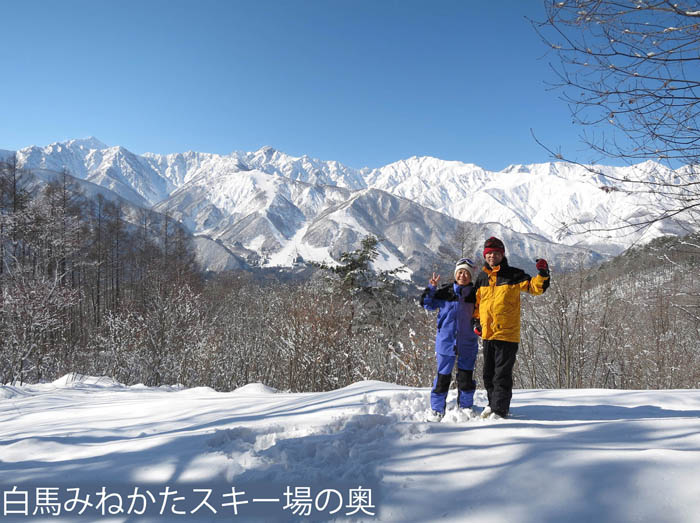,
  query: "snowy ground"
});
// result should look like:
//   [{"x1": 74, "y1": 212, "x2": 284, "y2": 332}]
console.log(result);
[{"x1": 1, "y1": 375, "x2": 700, "y2": 522}]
